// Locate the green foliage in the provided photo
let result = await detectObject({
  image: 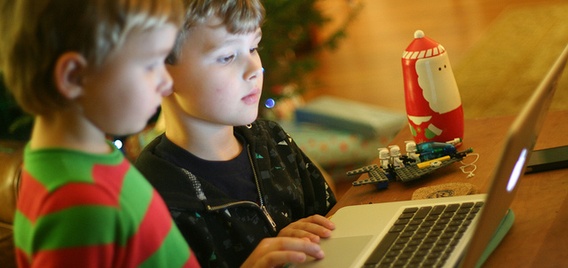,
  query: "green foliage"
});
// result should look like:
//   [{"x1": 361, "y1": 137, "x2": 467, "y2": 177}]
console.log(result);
[{"x1": 259, "y1": 0, "x2": 361, "y2": 103}]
